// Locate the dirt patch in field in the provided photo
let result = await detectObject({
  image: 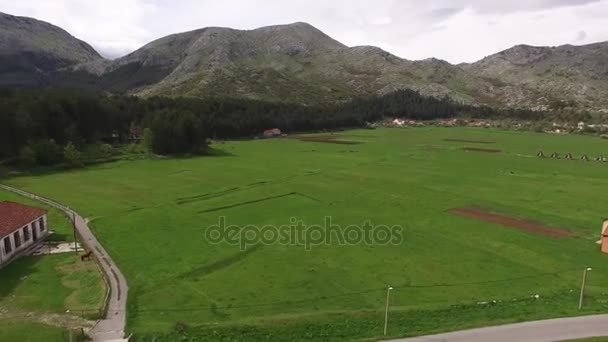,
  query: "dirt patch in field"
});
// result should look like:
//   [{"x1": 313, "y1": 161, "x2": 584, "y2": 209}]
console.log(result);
[
  {"x1": 445, "y1": 139, "x2": 496, "y2": 144},
  {"x1": 293, "y1": 135, "x2": 362, "y2": 145},
  {"x1": 448, "y1": 207, "x2": 576, "y2": 238},
  {"x1": 462, "y1": 147, "x2": 501, "y2": 153}
]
